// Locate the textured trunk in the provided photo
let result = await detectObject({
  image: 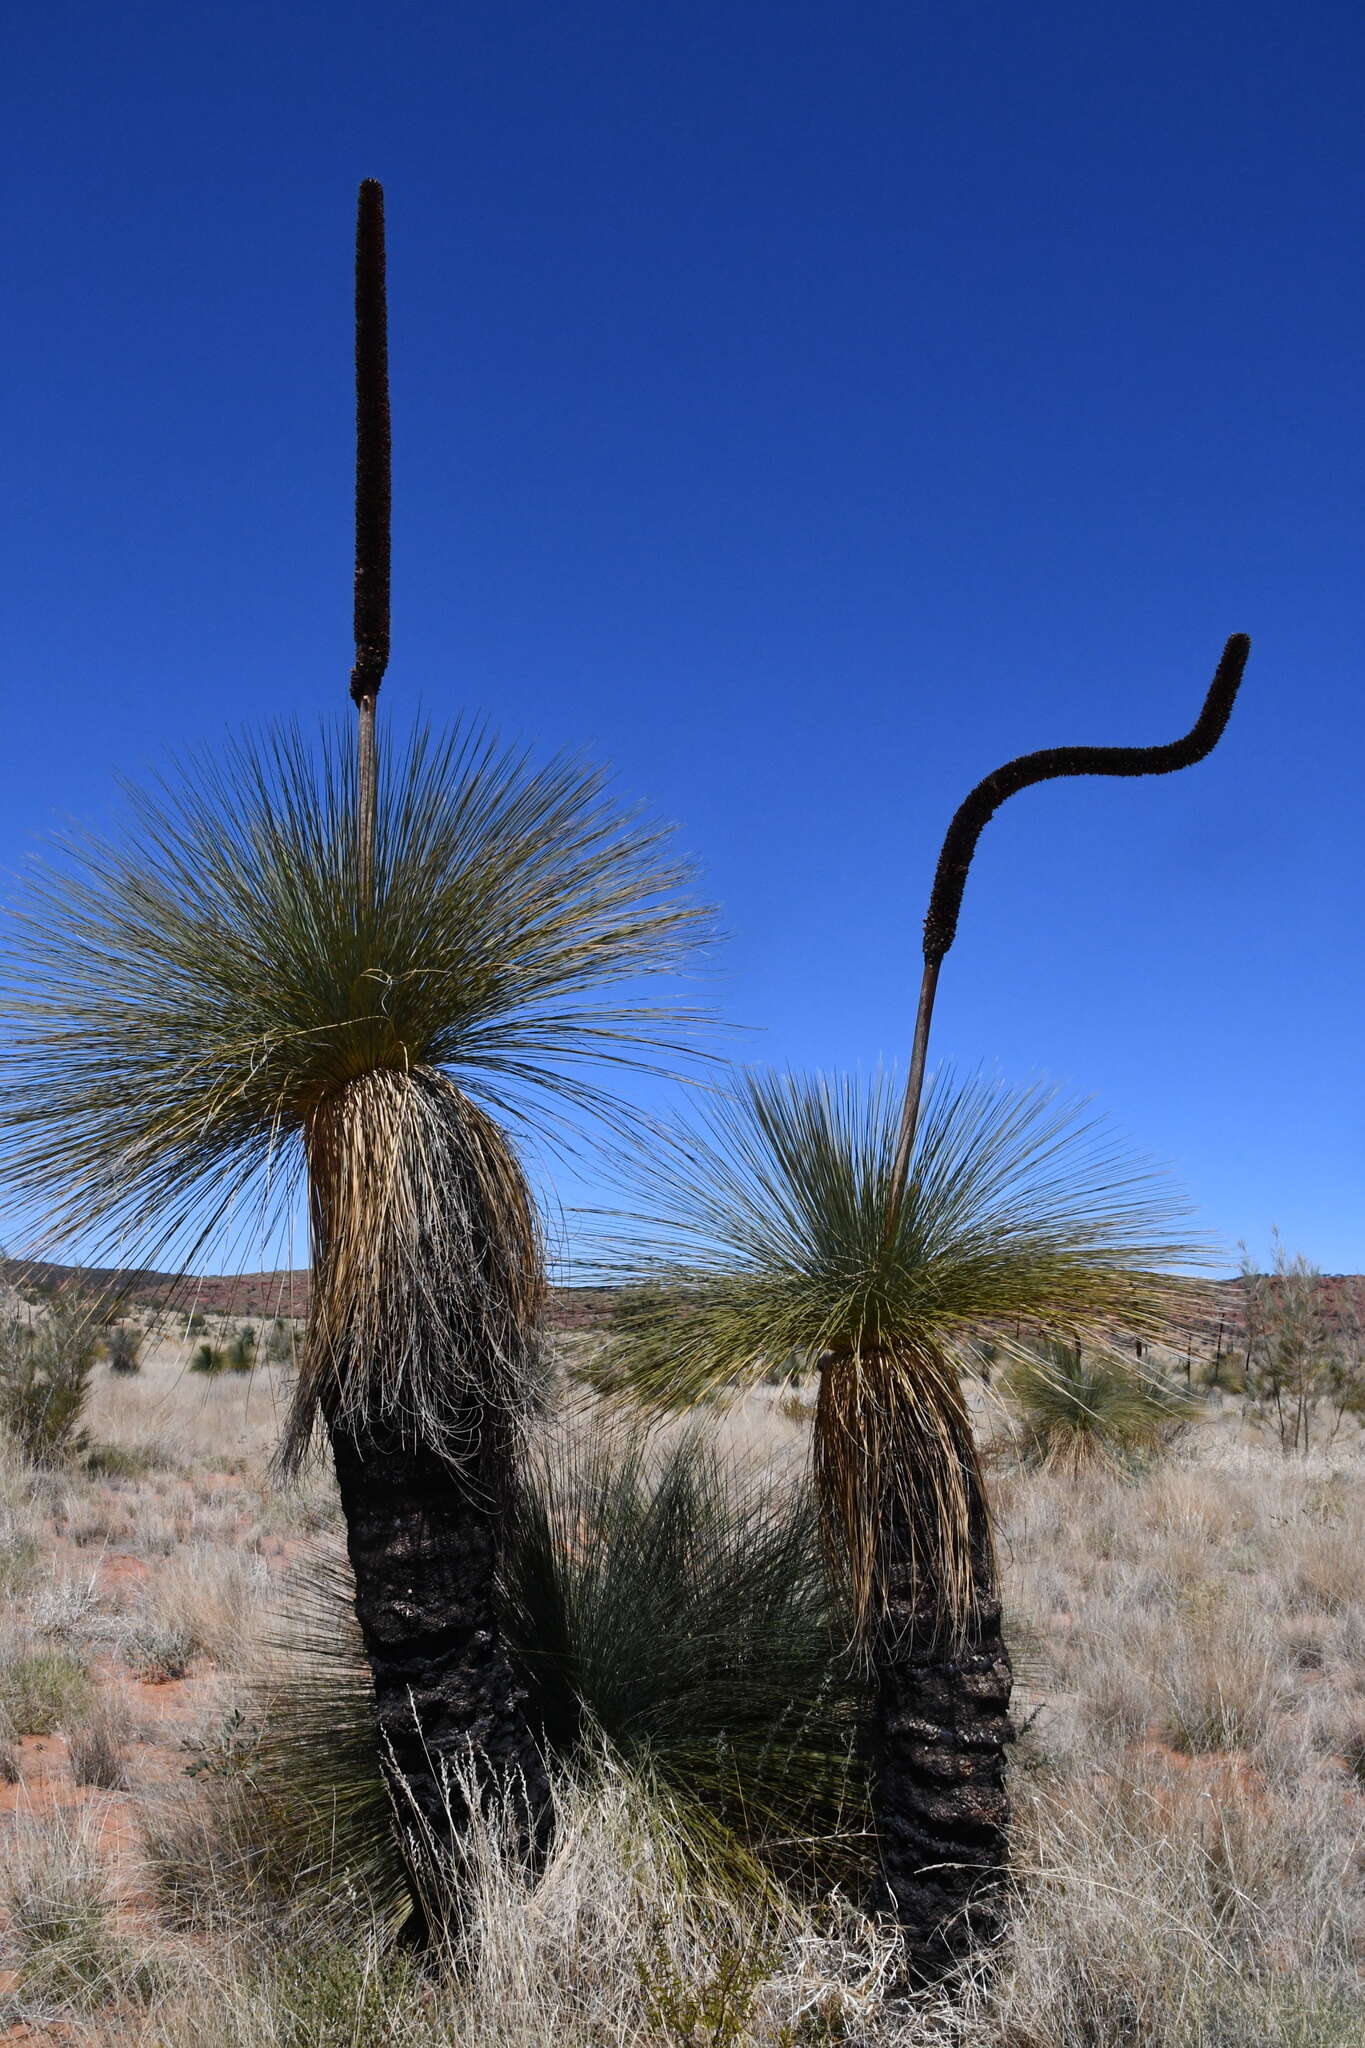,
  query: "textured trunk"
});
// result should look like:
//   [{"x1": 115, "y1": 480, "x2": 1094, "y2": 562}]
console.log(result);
[
  {"x1": 872, "y1": 1552, "x2": 1013, "y2": 1982},
  {"x1": 327, "y1": 1406, "x2": 551, "y2": 1945}
]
